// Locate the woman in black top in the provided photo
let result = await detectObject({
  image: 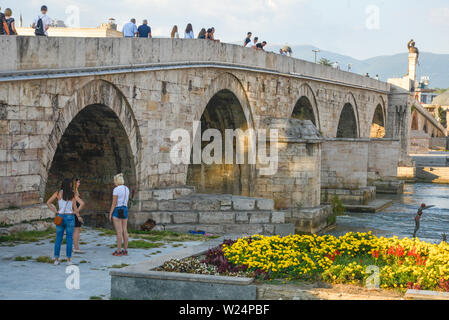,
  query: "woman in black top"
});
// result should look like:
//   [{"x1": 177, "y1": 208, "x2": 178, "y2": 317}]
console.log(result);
[
  {"x1": 4, "y1": 8, "x2": 17, "y2": 35},
  {"x1": 198, "y1": 28, "x2": 206, "y2": 39}
]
